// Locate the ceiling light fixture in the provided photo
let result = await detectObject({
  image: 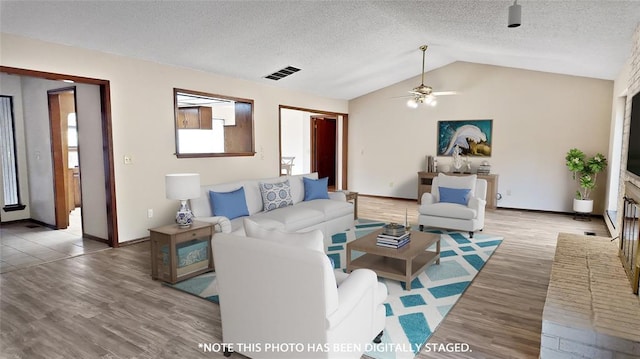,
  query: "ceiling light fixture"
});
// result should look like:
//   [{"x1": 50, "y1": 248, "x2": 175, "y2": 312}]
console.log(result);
[
  {"x1": 404, "y1": 45, "x2": 453, "y2": 108},
  {"x1": 508, "y1": 0, "x2": 521, "y2": 28}
]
